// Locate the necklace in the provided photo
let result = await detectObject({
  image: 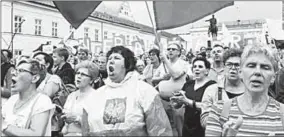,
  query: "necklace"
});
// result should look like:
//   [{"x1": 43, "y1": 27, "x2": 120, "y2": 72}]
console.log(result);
[{"x1": 13, "y1": 92, "x2": 38, "y2": 113}]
